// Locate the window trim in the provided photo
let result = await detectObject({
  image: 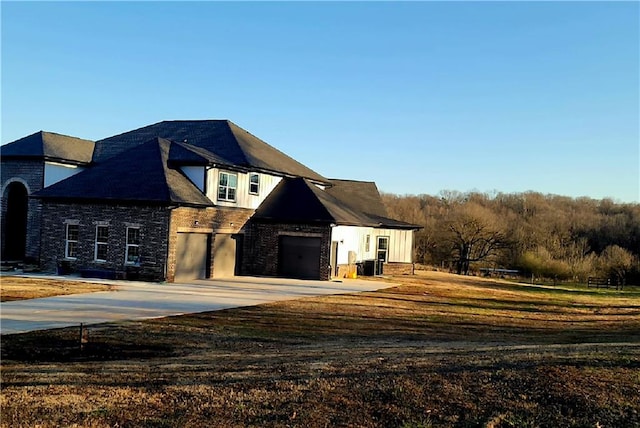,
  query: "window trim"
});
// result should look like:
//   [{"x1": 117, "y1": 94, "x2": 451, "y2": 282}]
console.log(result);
[
  {"x1": 376, "y1": 236, "x2": 389, "y2": 262},
  {"x1": 249, "y1": 173, "x2": 260, "y2": 196},
  {"x1": 65, "y1": 224, "x2": 79, "y2": 259},
  {"x1": 94, "y1": 225, "x2": 109, "y2": 262},
  {"x1": 217, "y1": 171, "x2": 238, "y2": 202},
  {"x1": 125, "y1": 227, "x2": 141, "y2": 265}
]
